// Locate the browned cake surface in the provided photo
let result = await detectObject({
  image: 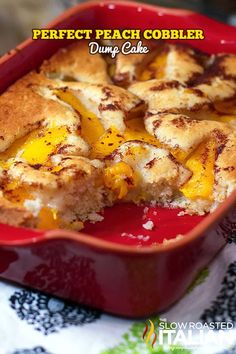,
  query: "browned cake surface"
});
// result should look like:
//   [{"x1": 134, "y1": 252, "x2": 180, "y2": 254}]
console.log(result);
[{"x1": 0, "y1": 41, "x2": 235, "y2": 229}]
